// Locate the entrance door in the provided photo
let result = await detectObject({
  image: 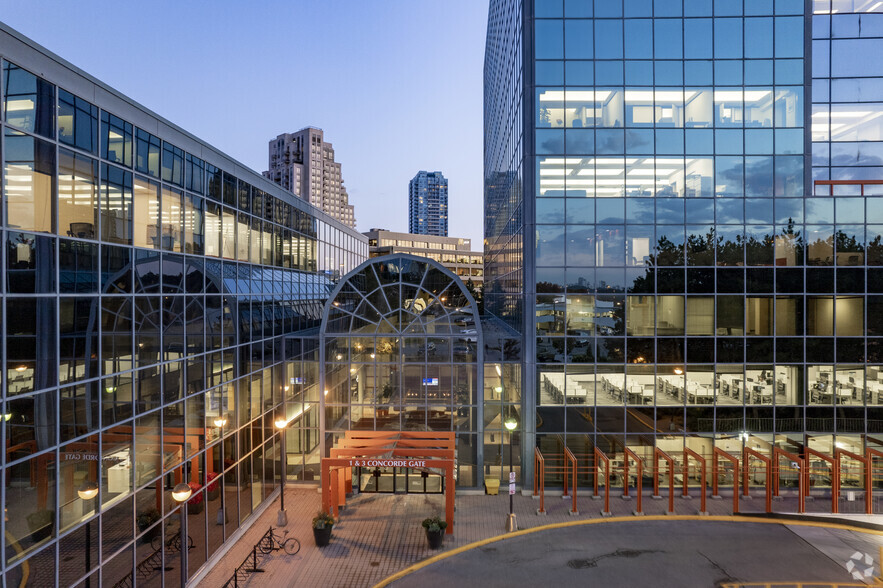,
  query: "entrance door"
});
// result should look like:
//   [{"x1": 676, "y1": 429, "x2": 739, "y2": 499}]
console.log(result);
[{"x1": 357, "y1": 467, "x2": 444, "y2": 494}]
